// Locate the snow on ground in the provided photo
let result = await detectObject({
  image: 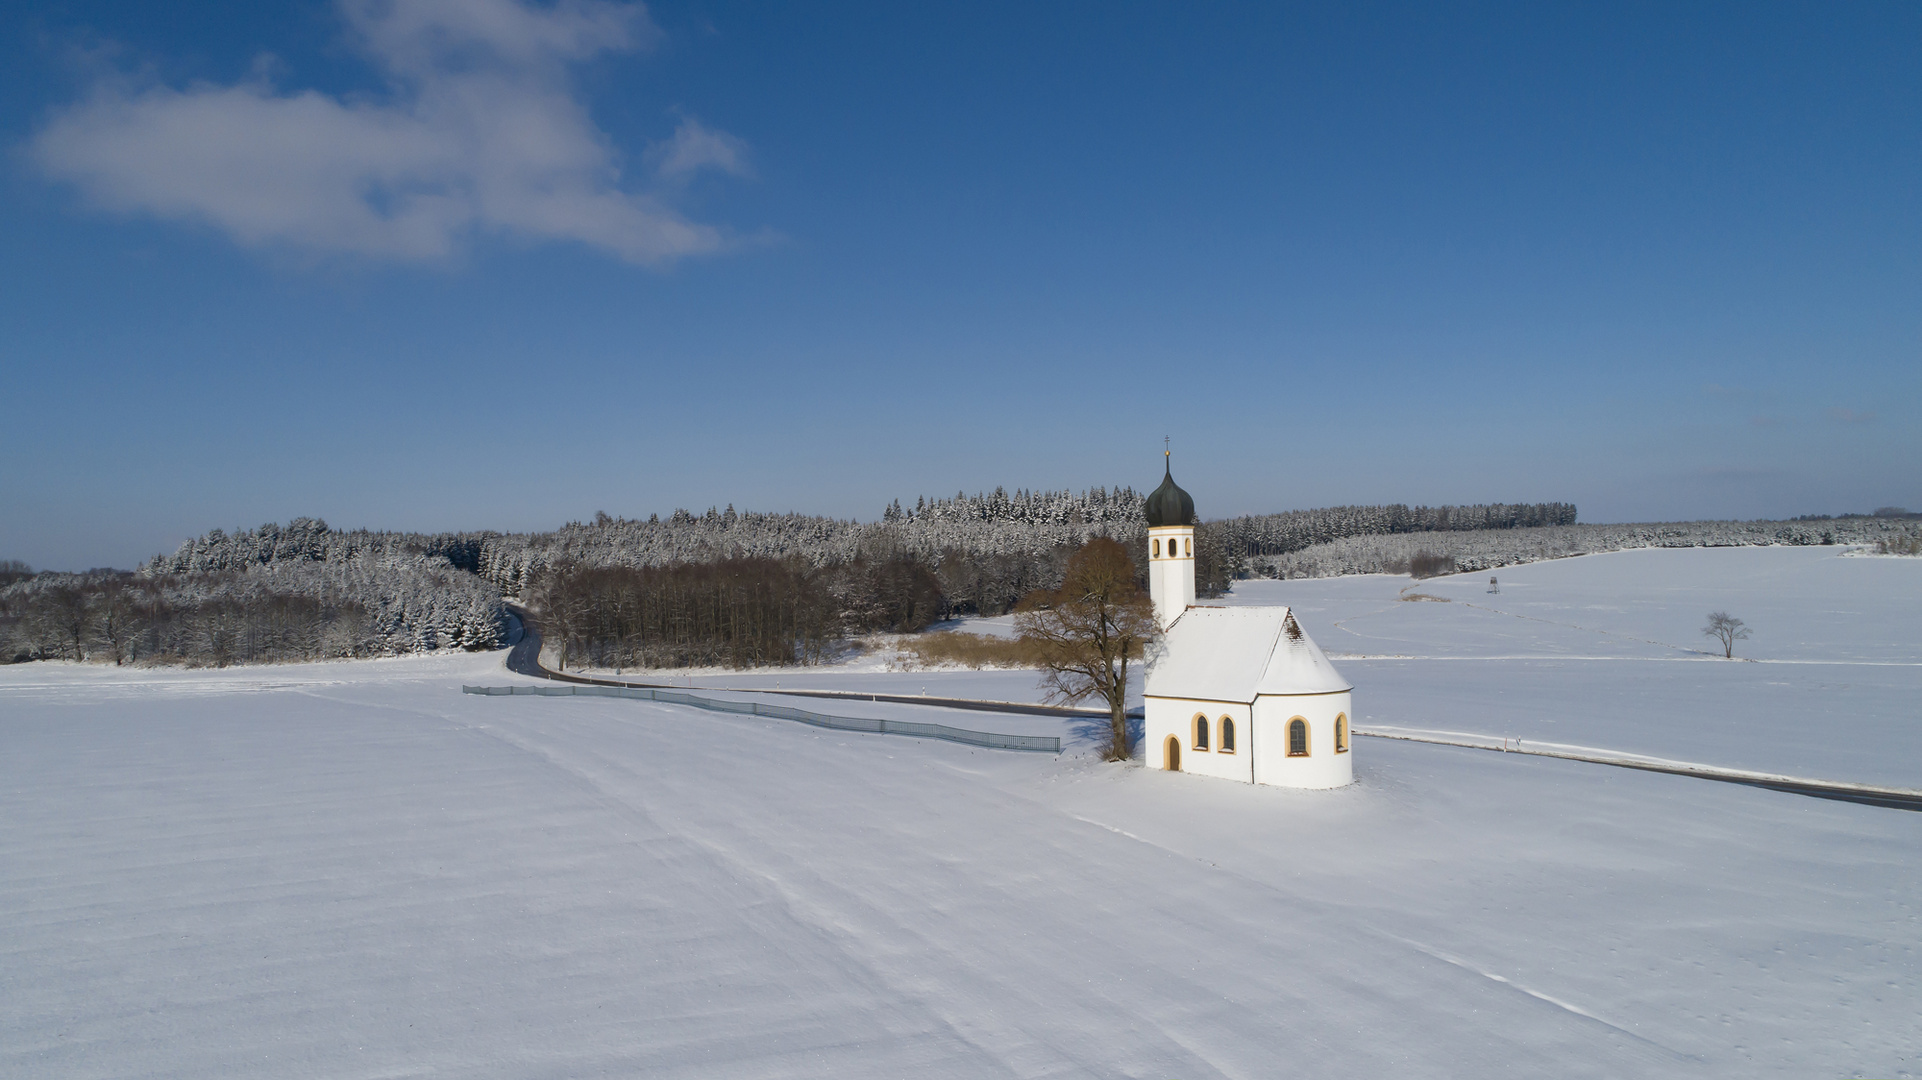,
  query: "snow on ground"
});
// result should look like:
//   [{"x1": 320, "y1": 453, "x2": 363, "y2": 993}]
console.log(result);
[
  {"x1": 3, "y1": 547, "x2": 1919, "y2": 1078},
  {"x1": 1230, "y1": 545, "x2": 1921, "y2": 664},
  {"x1": 1218, "y1": 546, "x2": 1922, "y2": 788},
  {"x1": 933, "y1": 613, "x2": 1021, "y2": 639},
  {"x1": 597, "y1": 546, "x2": 1920, "y2": 784}
]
